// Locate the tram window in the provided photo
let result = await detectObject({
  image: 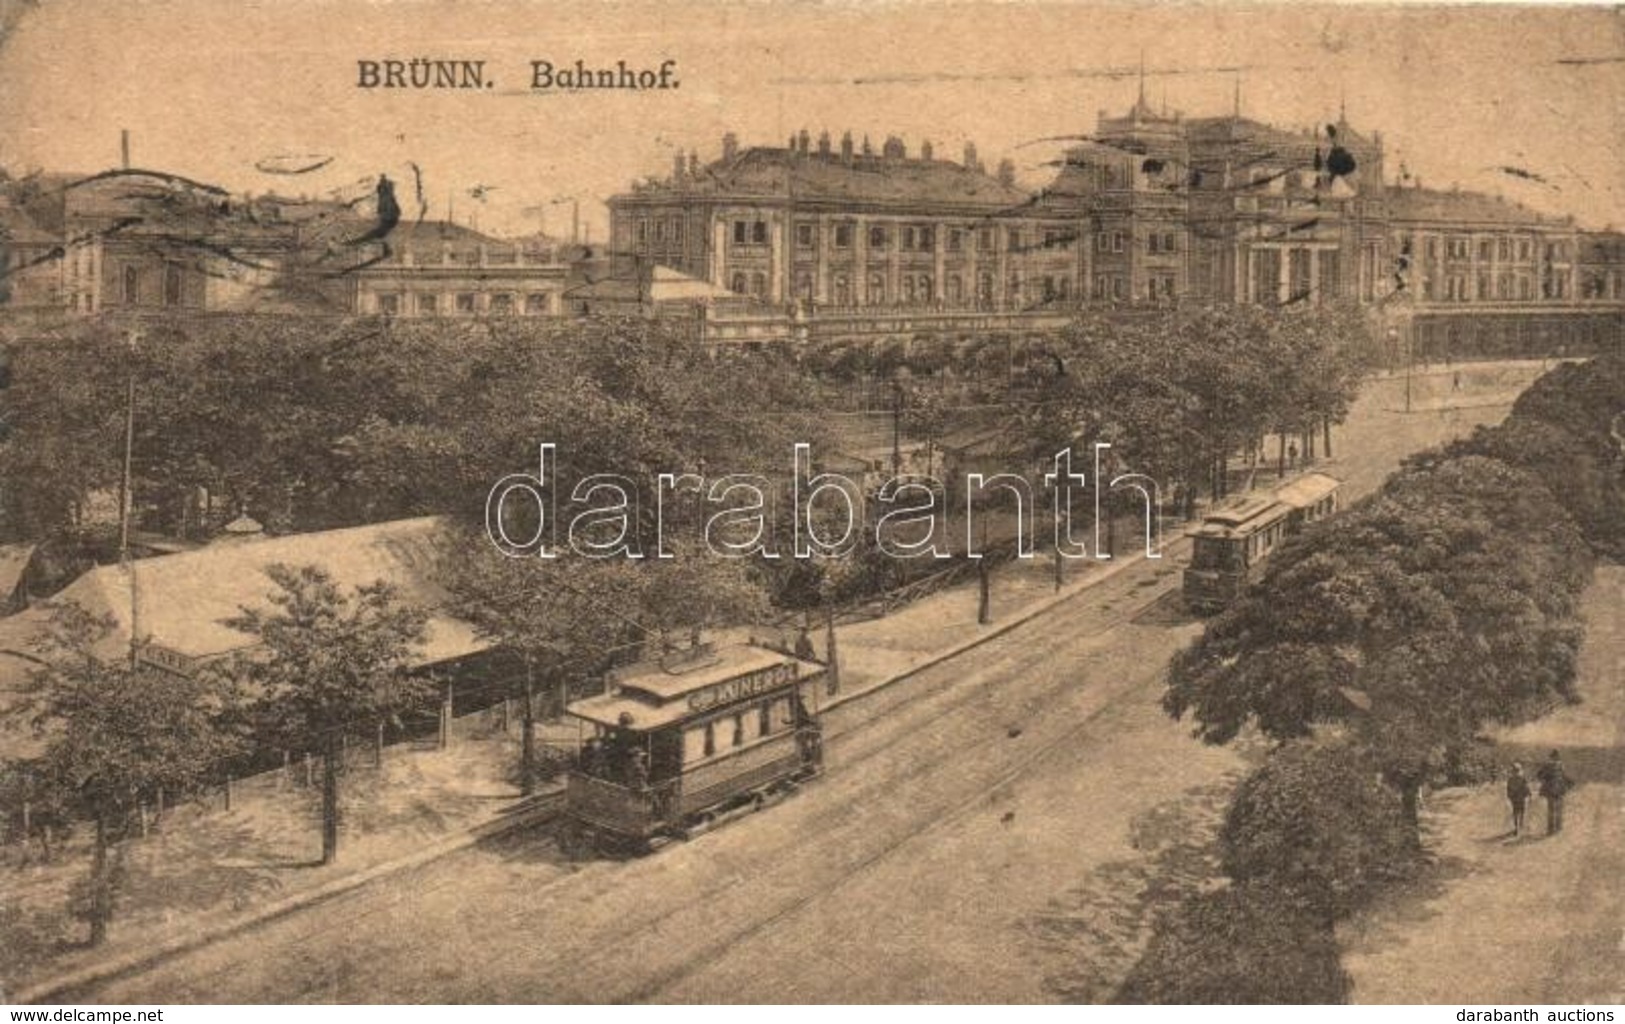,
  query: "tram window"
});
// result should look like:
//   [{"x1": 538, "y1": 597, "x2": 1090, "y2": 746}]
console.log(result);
[
  {"x1": 1192, "y1": 537, "x2": 1242, "y2": 572},
  {"x1": 684, "y1": 726, "x2": 708, "y2": 763},
  {"x1": 732, "y1": 714, "x2": 745, "y2": 747},
  {"x1": 703, "y1": 721, "x2": 716, "y2": 757}
]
